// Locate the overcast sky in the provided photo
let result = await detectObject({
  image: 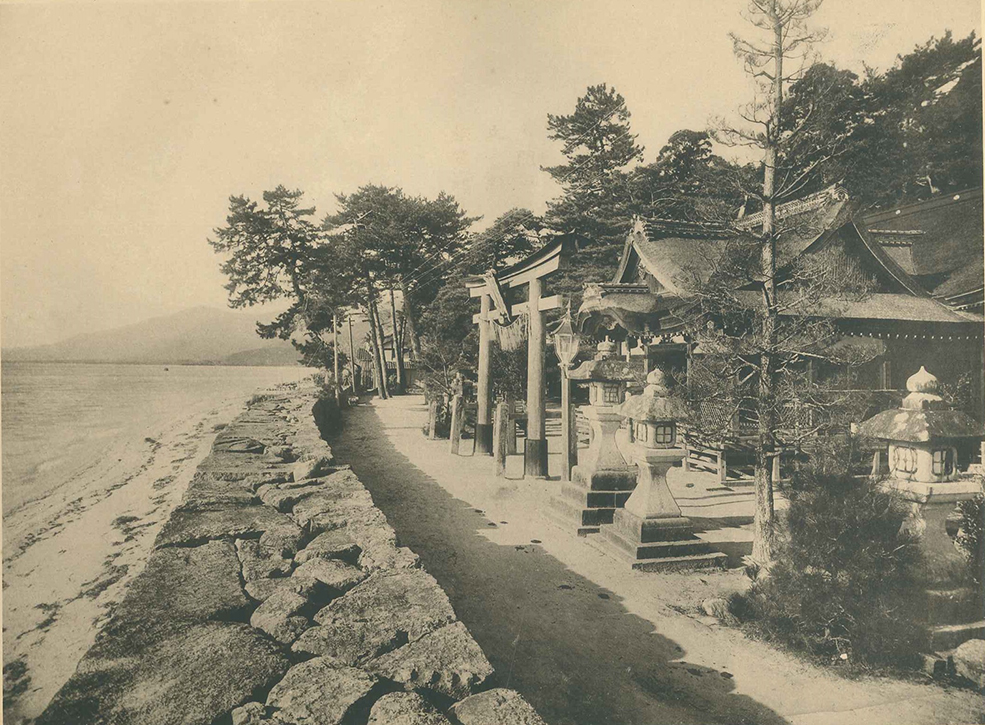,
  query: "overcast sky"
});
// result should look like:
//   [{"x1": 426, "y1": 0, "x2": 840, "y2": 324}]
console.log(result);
[{"x1": 1, "y1": 0, "x2": 980, "y2": 348}]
